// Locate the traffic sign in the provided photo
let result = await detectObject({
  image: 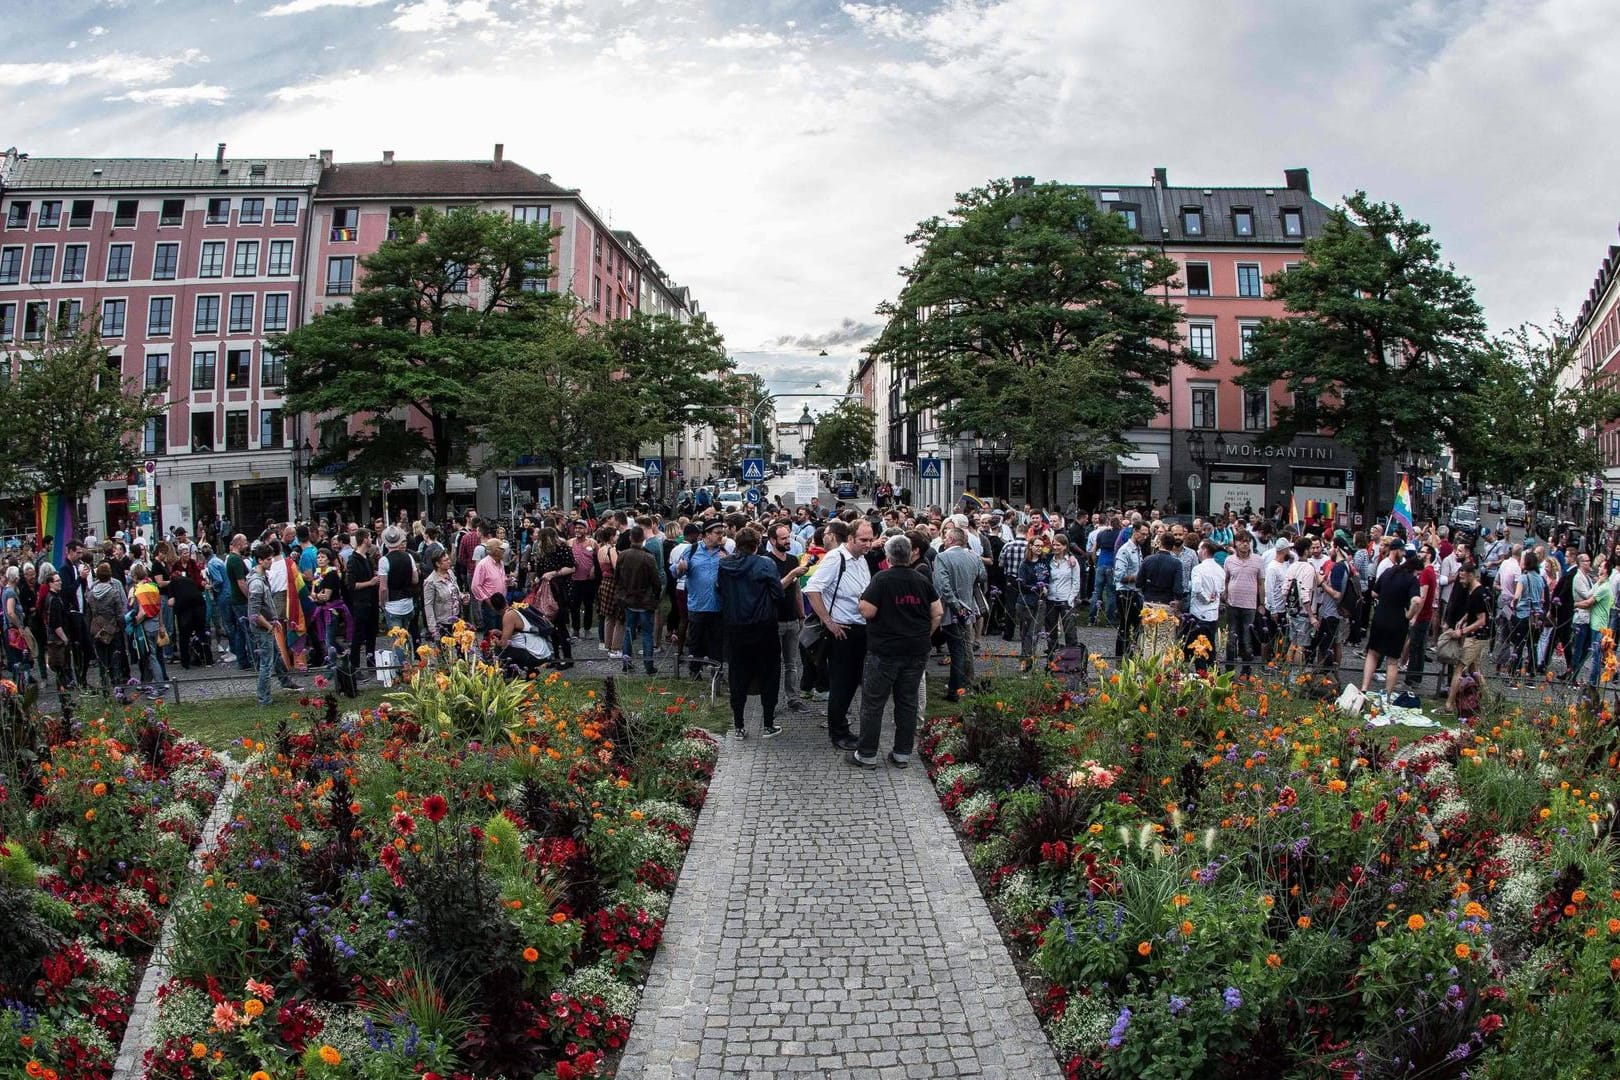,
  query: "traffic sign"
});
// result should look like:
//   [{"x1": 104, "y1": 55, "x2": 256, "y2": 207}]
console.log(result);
[
  {"x1": 143, "y1": 459, "x2": 157, "y2": 476},
  {"x1": 920, "y1": 457, "x2": 942, "y2": 480},
  {"x1": 1422, "y1": 477, "x2": 1434, "y2": 496},
  {"x1": 643, "y1": 458, "x2": 662, "y2": 479},
  {"x1": 1187, "y1": 474, "x2": 1202, "y2": 491},
  {"x1": 745, "y1": 487, "x2": 762, "y2": 505},
  {"x1": 741, "y1": 458, "x2": 766, "y2": 483}
]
